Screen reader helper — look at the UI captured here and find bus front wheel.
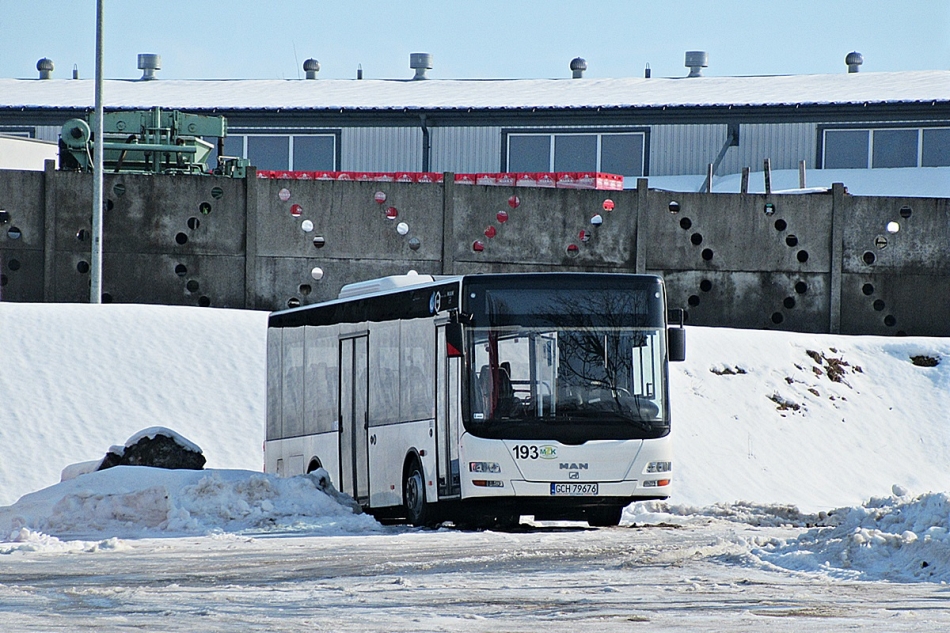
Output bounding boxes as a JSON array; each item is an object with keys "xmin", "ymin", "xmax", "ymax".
[{"xmin": 404, "ymin": 461, "xmax": 432, "ymax": 527}]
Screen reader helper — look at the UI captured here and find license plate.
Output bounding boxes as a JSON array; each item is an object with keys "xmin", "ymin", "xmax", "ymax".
[{"xmin": 550, "ymin": 483, "xmax": 599, "ymax": 496}]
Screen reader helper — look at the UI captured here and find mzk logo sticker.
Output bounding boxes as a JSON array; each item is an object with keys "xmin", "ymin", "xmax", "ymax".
[{"xmin": 539, "ymin": 446, "xmax": 557, "ymax": 459}]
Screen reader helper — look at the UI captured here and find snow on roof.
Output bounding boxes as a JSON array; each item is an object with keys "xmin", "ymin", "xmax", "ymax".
[{"xmin": 1, "ymin": 70, "xmax": 948, "ymax": 111}]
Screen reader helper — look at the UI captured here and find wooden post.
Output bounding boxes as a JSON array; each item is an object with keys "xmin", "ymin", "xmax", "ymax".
[
  {"xmin": 799, "ymin": 160, "xmax": 807, "ymax": 189},
  {"xmin": 763, "ymin": 158, "xmax": 772, "ymax": 195},
  {"xmin": 740, "ymin": 167, "xmax": 750, "ymax": 194}
]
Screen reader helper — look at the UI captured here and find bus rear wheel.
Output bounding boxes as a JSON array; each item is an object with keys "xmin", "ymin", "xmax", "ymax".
[
  {"xmin": 587, "ymin": 506, "xmax": 624, "ymax": 527},
  {"xmin": 404, "ymin": 462, "xmax": 432, "ymax": 527}
]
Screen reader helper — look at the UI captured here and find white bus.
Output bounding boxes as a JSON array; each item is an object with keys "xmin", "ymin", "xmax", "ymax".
[{"xmin": 265, "ymin": 272, "xmax": 685, "ymax": 527}]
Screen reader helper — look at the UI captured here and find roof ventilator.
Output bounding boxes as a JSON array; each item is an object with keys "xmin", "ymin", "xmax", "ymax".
[
  {"xmin": 37, "ymin": 58, "xmax": 54, "ymax": 80},
  {"xmin": 570, "ymin": 57, "xmax": 587, "ymax": 79},
  {"xmin": 303, "ymin": 58, "xmax": 320, "ymax": 79},
  {"xmin": 685, "ymin": 51, "xmax": 708, "ymax": 77},
  {"xmin": 138, "ymin": 54, "xmax": 161, "ymax": 81},
  {"xmin": 410, "ymin": 53, "xmax": 432, "ymax": 80}
]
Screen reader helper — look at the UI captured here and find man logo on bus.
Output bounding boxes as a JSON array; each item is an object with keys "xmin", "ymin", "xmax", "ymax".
[
  {"xmin": 560, "ymin": 463, "xmax": 589, "ymax": 470},
  {"xmin": 429, "ymin": 291, "xmax": 442, "ymax": 315},
  {"xmin": 539, "ymin": 446, "xmax": 557, "ymax": 459}
]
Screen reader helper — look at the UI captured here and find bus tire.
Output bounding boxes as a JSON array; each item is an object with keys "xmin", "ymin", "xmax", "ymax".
[
  {"xmin": 587, "ymin": 506, "xmax": 623, "ymax": 527},
  {"xmin": 404, "ymin": 461, "xmax": 431, "ymax": 527}
]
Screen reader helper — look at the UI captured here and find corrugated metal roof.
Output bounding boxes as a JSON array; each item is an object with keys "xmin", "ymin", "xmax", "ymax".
[{"xmin": 1, "ymin": 71, "xmax": 948, "ymax": 111}]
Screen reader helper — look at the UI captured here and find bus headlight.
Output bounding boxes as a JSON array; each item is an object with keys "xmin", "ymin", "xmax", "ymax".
[
  {"xmin": 646, "ymin": 461, "xmax": 671, "ymax": 474},
  {"xmin": 469, "ymin": 461, "xmax": 501, "ymax": 473}
]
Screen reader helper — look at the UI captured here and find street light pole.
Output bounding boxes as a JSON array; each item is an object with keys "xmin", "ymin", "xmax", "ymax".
[{"xmin": 90, "ymin": 0, "xmax": 104, "ymax": 303}]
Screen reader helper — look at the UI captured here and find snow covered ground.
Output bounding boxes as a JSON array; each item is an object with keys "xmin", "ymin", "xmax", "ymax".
[{"xmin": 2, "ymin": 302, "xmax": 950, "ymax": 630}]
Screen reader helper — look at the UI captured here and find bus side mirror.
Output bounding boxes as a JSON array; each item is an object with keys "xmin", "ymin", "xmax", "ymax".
[
  {"xmin": 668, "ymin": 327, "xmax": 686, "ymax": 362},
  {"xmin": 446, "ymin": 321, "xmax": 464, "ymax": 358}
]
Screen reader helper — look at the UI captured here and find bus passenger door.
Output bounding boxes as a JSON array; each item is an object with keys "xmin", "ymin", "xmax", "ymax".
[
  {"xmin": 339, "ymin": 335, "xmax": 370, "ymax": 504},
  {"xmin": 436, "ymin": 326, "xmax": 461, "ymax": 498}
]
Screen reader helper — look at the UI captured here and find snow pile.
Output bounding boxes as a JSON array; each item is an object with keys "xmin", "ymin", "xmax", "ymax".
[
  {"xmin": 0, "ymin": 303, "xmax": 268, "ymax": 507},
  {"xmin": 0, "ymin": 466, "xmax": 381, "ymax": 545},
  {"xmin": 748, "ymin": 491, "xmax": 950, "ymax": 582}
]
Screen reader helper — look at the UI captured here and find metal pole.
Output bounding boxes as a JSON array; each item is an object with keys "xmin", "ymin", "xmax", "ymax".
[{"xmin": 90, "ymin": 0, "xmax": 104, "ymax": 303}]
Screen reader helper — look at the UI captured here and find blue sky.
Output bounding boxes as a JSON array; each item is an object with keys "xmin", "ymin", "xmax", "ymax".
[{"xmin": 1, "ymin": 1, "xmax": 947, "ymax": 81}]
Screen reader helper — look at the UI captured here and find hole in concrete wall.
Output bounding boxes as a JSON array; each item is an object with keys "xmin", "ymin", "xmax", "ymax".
[
  {"xmin": 699, "ymin": 279, "xmax": 712, "ymax": 292},
  {"xmin": 211, "ymin": 186, "xmax": 224, "ymax": 200},
  {"xmin": 187, "ymin": 217, "xmax": 200, "ymax": 230},
  {"xmin": 278, "ymin": 188, "xmax": 291, "ymax": 202},
  {"xmin": 764, "ymin": 203, "xmax": 776, "ymax": 216},
  {"xmin": 409, "ymin": 237, "xmax": 421, "ymax": 250},
  {"xmin": 785, "ymin": 235, "xmax": 798, "ymax": 247},
  {"xmin": 76, "ymin": 229, "xmax": 88, "ymax": 241},
  {"xmin": 579, "ymin": 230, "xmax": 591, "ymax": 242},
  {"xmin": 76, "ymin": 261, "xmax": 89, "ymax": 274},
  {"xmin": 602, "ymin": 199, "xmax": 615, "ymax": 211},
  {"xmin": 186, "ymin": 280, "xmax": 199, "ymax": 293},
  {"xmin": 175, "ymin": 264, "xmax": 187, "ymax": 277},
  {"xmin": 497, "ymin": 210, "xmax": 509, "ymax": 223},
  {"xmin": 102, "ymin": 293, "xmax": 113, "ymax": 303},
  {"xmin": 701, "ymin": 248, "xmax": 714, "ymax": 261},
  {"xmin": 311, "ymin": 267, "xmax": 325, "ymax": 280},
  {"xmin": 668, "ymin": 201, "xmax": 680, "ymax": 213},
  {"xmin": 508, "ymin": 195, "xmax": 521, "ymax": 209},
  {"xmin": 484, "ymin": 225, "xmax": 496, "ymax": 239},
  {"xmin": 299, "ymin": 284, "xmax": 312, "ymax": 296},
  {"xmin": 386, "ymin": 207, "xmax": 398, "ymax": 220},
  {"xmin": 113, "ymin": 183, "xmax": 126, "ymax": 196},
  {"xmin": 690, "ymin": 233, "xmax": 703, "ymax": 245},
  {"xmin": 862, "ymin": 283, "xmax": 875, "ymax": 295},
  {"xmin": 198, "ymin": 296, "xmax": 211, "ymax": 307},
  {"xmin": 8, "ymin": 226, "xmax": 21, "ymax": 240},
  {"xmin": 175, "ymin": 232, "xmax": 188, "ymax": 245},
  {"xmin": 679, "ymin": 218, "xmax": 692, "ymax": 230},
  {"xmin": 783, "ymin": 297, "xmax": 796, "ymax": 309},
  {"xmin": 886, "ymin": 221, "xmax": 900, "ymax": 234},
  {"xmin": 301, "ymin": 220, "xmax": 314, "ymax": 232},
  {"xmin": 884, "ymin": 315, "xmax": 897, "ymax": 327},
  {"xmin": 290, "ymin": 204, "xmax": 303, "ymax": 218},
  {"xmin": 313, "ymin": 235, "xmax": 326, "ymax": 248},
  {"xmin": 774, "ymin": 219, "xmax": 787, "ymax": 231},
  {"xmin": 8, "ymin": 259, "xmax": 21, "ymax": 271},
  {"xmin": 374, "ymin": 191, "xmax": 387, "ymax": 204},
  {"xmin": 873, "ymin": 299, "xmax": 886, "ymax": 311},
  {"xmin": 199, "ymin": 202, "xmax": 212, "ymax": 215},
  {"xmin": 566, "ymin": 244, "xmax": 580, "ymax": 257},
  {"xmin": 0, "ymin": 211, "xmax": 9, "ymax": 224},
  {"xmin": 771, "ymin": 312, "xmax": 784, "ymax": 324},
  {"xmin": 795, "ymin": 281, "xmax": 808, "ymax": 294},
  {"xmin": 105, "ymin": 199, "xmax": 114, "ymax": 211},
  {"xmin": 863, "ymin": 251, "xmax": 876, "ymax": 265},
  {"xmin": 472, "ymin": 240, "xmax": 485, "ymax": 252},
  {"xmin": 397, "ymin": 222, "xmax": 410, "ymax": 236},
  {"xmin": 875, "ymin": 236, "xmax": 888, "ymax": 249},
  {"xmin": 899, "ymin": 205, "xmax": 912, "ymax": 219},
  {"xmin": 590, "ymin": 214, "xmax": 603, "ymax": 226},
  {"xmin": 287, "ymin": 297, "xmax": 301, "ymax": 308},
  {"xmin": 797, "ymin": 250, "xmax": 809, "ymax": 263},
  {"xmin": 687, "ymin": 295, "xmax": 700, "ymax": 307}
]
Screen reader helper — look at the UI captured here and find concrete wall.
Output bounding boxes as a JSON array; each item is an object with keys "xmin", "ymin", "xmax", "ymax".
[{"xmin": 1, "ymin": 164, "xmax": 948, "ymax": 336}]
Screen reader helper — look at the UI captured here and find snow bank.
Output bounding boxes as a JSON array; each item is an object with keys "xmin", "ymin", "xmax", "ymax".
[
  {"xmin": 0, "ymin": 303, "xmax": 268, "ymax": 506},
  {"xmin": 0, "ymin": 466, "xmax": 381, "ymax": 547}
]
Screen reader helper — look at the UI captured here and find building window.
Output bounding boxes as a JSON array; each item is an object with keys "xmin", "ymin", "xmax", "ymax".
[
  {"xmin": 211, "ymin": 131, "xmax": 339, "ymax": 171},
  {"xmin": 505, "ymin": 131, "xmax": 646, "ymax": 177},
  {"xmin": 822, "ymin": 126, "xmax": 950, "ymax": 169}
]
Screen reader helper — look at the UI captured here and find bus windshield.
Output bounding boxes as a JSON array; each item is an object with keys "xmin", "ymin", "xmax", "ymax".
[{"xmin": 463, "ymin": 280, "xmax": 670, "ymax": 442}]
